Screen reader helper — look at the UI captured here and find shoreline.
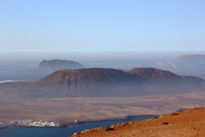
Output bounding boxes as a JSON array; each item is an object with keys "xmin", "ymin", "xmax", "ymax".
[
  {"xmin": 0, "ymin": 120, "xmax": 60, "ymax": 129},
  {"xmin": 75, "ymin": 114, "xmax": 159, "ymax": 125},
  {"xmin": 0, "ymin": 115, "xmax": 159, "ymax": 129}
]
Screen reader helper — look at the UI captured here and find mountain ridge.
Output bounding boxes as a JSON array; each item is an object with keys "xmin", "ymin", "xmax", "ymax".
[
  {"xmin": 126, "ymin": 67, "xmax": 204, "ymax": 84},
  {"xmin": 25, "ymin": 67, "xmax": 205, "ymax": 97}
]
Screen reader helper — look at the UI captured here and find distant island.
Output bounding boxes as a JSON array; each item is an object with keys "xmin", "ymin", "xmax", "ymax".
[
  {"xmin": 0, "ymin": 67, "xmax": 205, "ymax": 97},
  {"xmin": 39, "ymin": 59, "xmax": 84, "ymax": 71},
  {"xmin": 28, "ymin": 67, "xmax": 205, "ymax": 97},
  {"xmin": 179, "ymin": 54, "xmax": 205, "ymax": 61},
  {"xmin": 0, "ymin": 59, "xmax": 84, "ymax": 81}
]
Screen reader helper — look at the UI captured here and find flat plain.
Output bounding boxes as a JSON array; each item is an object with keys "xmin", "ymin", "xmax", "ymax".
[{"xmin": 1, "ymin": 91, "xmax": 205, "ymax": 125}]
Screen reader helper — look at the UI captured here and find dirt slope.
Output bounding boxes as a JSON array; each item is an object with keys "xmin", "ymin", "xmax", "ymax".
[{"xmin": 71, "ymin": 107, "xmax": 205, "ymax": 137}]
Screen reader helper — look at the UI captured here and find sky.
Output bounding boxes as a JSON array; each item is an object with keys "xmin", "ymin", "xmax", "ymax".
[{"xmin": 0, "ymin": 0, "xmax": 205, "ymax": 52}]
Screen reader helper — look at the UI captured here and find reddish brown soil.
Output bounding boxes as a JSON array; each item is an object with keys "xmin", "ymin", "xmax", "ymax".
[{"xmin": 71, "ymin": 107, "xmax": 205, "ymax": 137}]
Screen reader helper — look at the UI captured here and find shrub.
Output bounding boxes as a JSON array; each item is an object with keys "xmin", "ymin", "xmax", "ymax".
[
  {"xmin": 105, "ymin": 127, "xmax": 115, "ymax": 131},
  {"xmin": 162, "ymin": 122, "xmax": 169, "ymax": 125}
]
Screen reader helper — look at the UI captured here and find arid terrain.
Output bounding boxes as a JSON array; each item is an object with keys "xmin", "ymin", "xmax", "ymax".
[
  {"xmin": 71, "ymin": 107, "xmax": 205, "ymax": 137},
  {"xmin": 1, "ymin": 0, "xmax": 205, "ymax": 136},
  {"xmin": 1, "ymin": 92, "xmax": 205, "ymax": 126},
  {"xmin": 0, "ymin": 65, "xmax": 205, "ymax": 135},
  {"xmin": 0, "ymin": 67, "xmax": 205, "ymax": 126}
]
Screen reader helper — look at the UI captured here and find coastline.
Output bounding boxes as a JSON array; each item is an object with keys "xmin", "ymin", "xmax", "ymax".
[
  {"xmin": 69, "ymin": 108, "xmax": 205, "ymax": 137},
  {"xmin": 0, "ymin": 115, "xmax": 158, "ymax": 129},
  {"xmin": 75, "ymin": 115, "xmax": 159, "ymax": 125},
  {"xmin": 0, "ymin": 120, "xmax": 60, "ymax": 129}
]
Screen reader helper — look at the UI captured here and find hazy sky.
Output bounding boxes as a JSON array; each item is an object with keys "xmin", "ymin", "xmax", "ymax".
[{"xmin": 0, "ymin": 0, "xmax": 205, "ymax": 52}]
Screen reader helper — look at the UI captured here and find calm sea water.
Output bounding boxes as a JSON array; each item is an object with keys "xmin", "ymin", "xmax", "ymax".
[{"xmin": 0, "ymin": 115, "xmax": 157, "ymax": 137}]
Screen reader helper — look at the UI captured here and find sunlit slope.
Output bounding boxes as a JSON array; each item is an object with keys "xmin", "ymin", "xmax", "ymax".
[{"xmin": 71, "ymin": 107, "xmax": 205, "ymax": 137}]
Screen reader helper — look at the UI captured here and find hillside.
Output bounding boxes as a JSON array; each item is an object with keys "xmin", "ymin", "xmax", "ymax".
[
  {"xmin": 27, "ymin": 68, "xmax": 205, "ymax": 97},
  {"xmin": 34, "ymin": 68, "xmax": 146, "ymax": 87},
  {"xmin": 126, "ymin": 67, "xmax": 204, "ymax": 85},
  {"xmin": 30, "ymin": 68, "xmax": 148, "ymax": 97},
  {"xmin": 71, "ymin": 107, "xmax": 205, "ymax": 137}
]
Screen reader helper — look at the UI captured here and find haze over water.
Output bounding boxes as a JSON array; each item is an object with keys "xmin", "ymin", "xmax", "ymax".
[{"xmin": 1, "ymin": 1, "xmax": 205, "ymax": 137}]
